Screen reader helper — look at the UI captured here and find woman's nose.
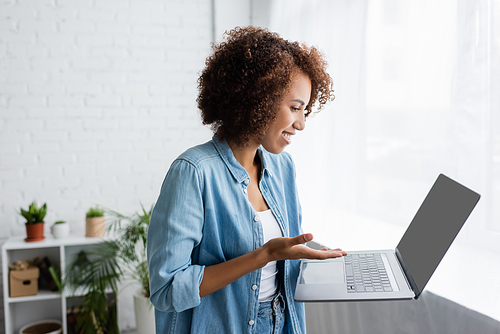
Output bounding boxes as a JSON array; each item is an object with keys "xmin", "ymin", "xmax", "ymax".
[{"xmin": 294, "ymin": 113, "xmax": 306, "ymax": 131}]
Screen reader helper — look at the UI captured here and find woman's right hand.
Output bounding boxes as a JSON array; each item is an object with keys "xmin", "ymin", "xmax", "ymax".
[{"xmin": 262, "ymin": 233, "xmax": 346, "ymax": 262}]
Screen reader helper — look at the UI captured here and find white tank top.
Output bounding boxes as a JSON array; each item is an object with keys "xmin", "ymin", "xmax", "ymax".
[{"xmin": 258, "ymin": 209, "xmax": 283, "ymax": 302}]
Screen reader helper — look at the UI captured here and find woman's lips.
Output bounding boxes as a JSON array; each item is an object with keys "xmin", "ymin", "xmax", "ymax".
[{"xmin": 283, "ymin": 132, "xmax": 292, "ymax": 144}]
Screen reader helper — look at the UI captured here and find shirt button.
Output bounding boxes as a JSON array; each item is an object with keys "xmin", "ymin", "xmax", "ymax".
[
  {"xmin": 248, "ymin": 320, "xmax": 255, "ymax": 326},
  {"xmin": 244, "ymin": 179, "xmax": 250, "ymax": 185},
  {"xmin": 254, "ymin": 216, "xmax": 260, "ymax": 222},
  {"xmin": 252, "ymin": 285, "xmax": 257, "ymax": 290},
  {"xmin": 243, "ymin": 188, "xmax": 248, "ymax": 194}
]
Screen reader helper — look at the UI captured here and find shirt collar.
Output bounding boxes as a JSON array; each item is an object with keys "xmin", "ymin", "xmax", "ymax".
[
  {"xmin": 256, "ymin": 147, "xmax": 274, "ymax": 179},
  {"xmin": 211, "ymin": 136, "xmax": 274, "ymax": 183}
]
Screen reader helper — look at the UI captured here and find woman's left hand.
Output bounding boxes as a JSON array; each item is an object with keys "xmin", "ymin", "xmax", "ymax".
[{"xmin": 263, "ymin": 233, "xmax": 346, "ymax": 262}]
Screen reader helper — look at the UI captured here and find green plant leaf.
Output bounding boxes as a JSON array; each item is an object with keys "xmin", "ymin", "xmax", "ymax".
[
  {"xmin": 104, "ymin": 203, "xmax": 153, "ymax": 298},
  {"xmin": 20, "ymin": 201, "xmax": 47, "ymax": 224},
  {"xmin": 48, "ymin": 266, "xmax": 62, "ymax": 292},
  {"xmin": 86, "ymin": 206, "xmax": 105, "ymax": 218},
  {"xmin": 65, "ymin": 202, "xmax": 154, "ymax": 333}
]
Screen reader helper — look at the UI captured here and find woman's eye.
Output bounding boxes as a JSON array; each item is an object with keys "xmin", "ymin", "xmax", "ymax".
[{"xmin": 291, "ymin": 106, "xmax": 300, "ymax": 112}]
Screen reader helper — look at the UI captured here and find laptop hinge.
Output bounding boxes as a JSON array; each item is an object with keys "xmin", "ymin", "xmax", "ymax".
[{"xmin": 395, "ymin": 247, "xmax": 421, "ymax": 299}]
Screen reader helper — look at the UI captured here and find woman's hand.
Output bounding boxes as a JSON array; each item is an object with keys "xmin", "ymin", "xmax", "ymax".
[
  {"xmin": 263, "ymin": 233, "xmax": 346, "ymax": 262},
  {"xmin": 200, "ymin": 233, "xmax": 345, "ymax": 298}
]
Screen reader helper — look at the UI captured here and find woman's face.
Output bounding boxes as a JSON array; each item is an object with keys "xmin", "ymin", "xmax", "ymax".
[{"xmin": 261, "ymin": 72, "xmax": 312, "ymax": 154}]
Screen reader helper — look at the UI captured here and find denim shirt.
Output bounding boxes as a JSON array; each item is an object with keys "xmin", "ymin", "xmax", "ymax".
[{"xmin": 147, "ymin": 137, "xmax": 306, "ymax": 334}]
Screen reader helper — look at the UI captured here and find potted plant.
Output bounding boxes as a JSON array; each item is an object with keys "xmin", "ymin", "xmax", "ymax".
[
  {"xmin": 64, "ymin": 204, "xmax": 154, "ymax": 334},
  {"xmin": 51, "ymin": 220, "xmax": 70, "ymax": 239},
  {"xmin": 86, "ymin": 206, "xmax": 105, "ymax": 237},
  {"xmin": 106, "ymin": 204, "xmax": 154, "ymax": 334},
  {"xmin": 20, "ymin": 202, "xmax": 47, "ymax": 242}
]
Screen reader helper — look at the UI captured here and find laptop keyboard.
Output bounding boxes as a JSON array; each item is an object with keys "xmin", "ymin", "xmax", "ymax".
[{"xmin": 345, "ymin": 253, "xmax": 394, "ymax": 293}]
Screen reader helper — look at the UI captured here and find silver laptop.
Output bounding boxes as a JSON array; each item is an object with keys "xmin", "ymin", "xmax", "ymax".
[{"xmin": 295, "ymin": 174, "xmax": 480, "ymax": 302}]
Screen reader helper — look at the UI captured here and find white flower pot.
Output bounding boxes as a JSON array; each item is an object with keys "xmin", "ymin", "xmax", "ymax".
[
  {"xmin": 133, "ymin": 288, "xmax": 155, "ymax": 334},
  {"xmin": 51, "ymin": 223, "xmax": 69, "ymax": 239}
]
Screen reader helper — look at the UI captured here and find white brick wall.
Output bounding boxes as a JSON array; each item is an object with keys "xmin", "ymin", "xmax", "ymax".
[
  {"xmin": 0, "ymin": 0, "xmax": 214, "ymax": 230},
  {"xmin": 0, "ymin": 0, "xmax": 215, "ymax": 331}
]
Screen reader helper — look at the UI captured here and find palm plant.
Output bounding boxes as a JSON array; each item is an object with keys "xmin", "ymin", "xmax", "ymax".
[
  {"xmin": 64, "ymin": 241, "xmax": 122, "ymax": 334},
  {"xmin": 64, "ymin": 203, "xmax": 153, "ymax": 334},
  {"xmin": 106, "ymin": 203, "xmax": 152, "ymax": 298}
]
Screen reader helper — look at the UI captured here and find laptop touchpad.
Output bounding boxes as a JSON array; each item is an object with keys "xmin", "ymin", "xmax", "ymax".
[{"xmin": 300, "ymin": 260, "xmax": 345, "ymax": 285}]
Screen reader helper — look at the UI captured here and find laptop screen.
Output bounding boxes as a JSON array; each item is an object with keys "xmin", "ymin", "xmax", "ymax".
[{"xmin": 396, "ymin": 174, "xmax": 480, "ymax": 295}]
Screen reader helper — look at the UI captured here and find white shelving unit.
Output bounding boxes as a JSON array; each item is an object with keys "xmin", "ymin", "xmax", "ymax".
[{"xmin": 2, "ymin": 235, "xmax": 104, "ymax": 334}]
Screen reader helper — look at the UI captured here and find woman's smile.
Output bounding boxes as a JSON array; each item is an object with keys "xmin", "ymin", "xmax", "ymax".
[{"xmin": 282, "ymin": 132, "xmax": 293, "ymax": 144}]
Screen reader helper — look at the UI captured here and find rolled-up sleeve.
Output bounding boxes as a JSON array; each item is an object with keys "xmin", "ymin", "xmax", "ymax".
[{"xmin": 147, "ymin": 159, "xmax": 205, "ymax": 313}]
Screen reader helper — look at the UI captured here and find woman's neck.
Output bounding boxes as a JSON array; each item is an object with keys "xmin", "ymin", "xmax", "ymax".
[
  {"xmin": 228, "ymin": 139, "xmax": 269, "ymax": 212},
  {"xmin": 227, "ymin": 140, "xmax": 260, "ymax": 173}
]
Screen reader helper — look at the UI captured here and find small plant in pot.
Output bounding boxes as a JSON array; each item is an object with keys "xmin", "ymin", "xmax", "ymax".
[
  {"xmin": 86, "ymin": 206, "xmax": 105, "ymax": 237},
  {"xmin": 20, "ymin": 202, "xmax": 47, "ymax": 242},
  {"xmin": 51, "ymin": 220, "xmax": 70, "ymax": 239}
]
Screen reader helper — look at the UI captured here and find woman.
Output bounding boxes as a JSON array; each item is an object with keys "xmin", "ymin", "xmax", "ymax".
[{"xmin": 147, "ymin": 26, "xmax": 346, "ymax": 334}]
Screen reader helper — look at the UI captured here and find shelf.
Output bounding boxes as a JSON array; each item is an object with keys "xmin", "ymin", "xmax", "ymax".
[
  {"xmin": 3, "ymin": 235, "xmax": 106, "ymax": 250},
  {"xmin": 2, "ymin": 235, "xmax": 105, "ymax": 334},
  {"xmin": 6, "ymin": 290, "xmax": 61, "ymax": 303}
]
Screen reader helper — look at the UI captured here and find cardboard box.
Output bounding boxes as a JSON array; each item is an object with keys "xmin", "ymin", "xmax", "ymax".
[{"xmin": 9, "ymin": 266, "xmax": 39, "ymax": 298}]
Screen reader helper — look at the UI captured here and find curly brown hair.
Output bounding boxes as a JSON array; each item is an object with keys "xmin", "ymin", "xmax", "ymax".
[{"xmin": 197, "ymin": 26, "xmax": 334, "ymax": 147}]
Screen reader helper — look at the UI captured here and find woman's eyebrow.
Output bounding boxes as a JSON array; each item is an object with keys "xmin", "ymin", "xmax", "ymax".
[{"xmin": 289, "ymin": 99, "xmax": 306, "ymax": 105}]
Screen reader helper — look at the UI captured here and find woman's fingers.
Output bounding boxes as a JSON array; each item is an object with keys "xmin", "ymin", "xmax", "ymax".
[
  {"xmin": 324, "ymin": 248, "xmax": 347, "ymax": 256},
  {"xmin": 292, "ymin": 234, "xmax": 347, "ymax": 257},
  {"xmin": 289, "ymin": 233, "xmax": 313, "ymax": 245},
  {"xmin": 265, "ymin": 234, "xmax": 347, "ymax": 261},
  {"xmin": 302, "ymin": 246, "xmax": 346, "ymax": 259}
]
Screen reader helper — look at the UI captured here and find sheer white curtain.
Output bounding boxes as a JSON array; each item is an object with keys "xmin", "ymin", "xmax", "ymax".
[
  {"xmin": 269, "ymin": 0, "xmax": 500, "ymax": 253},
  {"xmin": 269, "ymin": 0, "xmax": 372, "ymax": 249}
]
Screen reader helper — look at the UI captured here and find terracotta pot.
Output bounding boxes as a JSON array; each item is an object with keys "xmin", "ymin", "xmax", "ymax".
[
  {"xmin": 25, "ymin": 222, "xmax": 45, "ymax": 242},
  {"xmin": 85, "ymin": 217, "xmax": 105, "ymax": 237}
]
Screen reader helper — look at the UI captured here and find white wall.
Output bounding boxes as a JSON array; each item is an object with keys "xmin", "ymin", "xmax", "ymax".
[
  {"xmin": 0, "ymin": 0, "xmax": 215, "ymax": 331},
  {"xmin": 213, "ymin": 0, "xmax": 271, "ymax": 41},
  {"xmin": 0, "ymin": 0, "xmax": 213, "ymax": 238},
  {"xmin": 0, "ymin": 0, "xmax": 271, "ymax": 332},
  {"xmin": 213, "ymin": 0, "xmax": 251, "ymax": 41}
]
